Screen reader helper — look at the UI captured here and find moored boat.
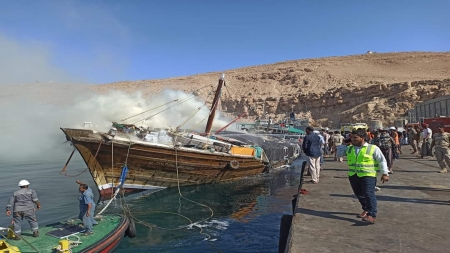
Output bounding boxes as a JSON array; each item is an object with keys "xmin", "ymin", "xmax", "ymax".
[
  {"xmin": 60, "ymin": 75, "xmax": 302, "ymax": 197},
  {"xmin": 0, "ymin": 214, "xmax": 133, "ymax": 253}
]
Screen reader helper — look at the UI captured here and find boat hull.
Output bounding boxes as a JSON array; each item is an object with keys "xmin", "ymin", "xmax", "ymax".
[
  {"xmin": 81, "ymin": 215, "xmax": 130, "ymax": 253},
  {"xmin": 61, "ymin": 128, "xmax": 267, "ymax": 196}
]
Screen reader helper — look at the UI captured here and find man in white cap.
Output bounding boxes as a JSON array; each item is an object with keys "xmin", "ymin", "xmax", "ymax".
[{"xmin": 5, "ymin": 180, "xmax": 41, "ymax": 239}]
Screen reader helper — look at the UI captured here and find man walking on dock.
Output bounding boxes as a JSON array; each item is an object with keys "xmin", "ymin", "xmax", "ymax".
[
  {"xmin": 303, "ymin": 126, "xmax": 322, "ymax": 183},
  {"xmin": 430, "ymin": 126, "xmax": 450, "ymax": 173},
  {"xmin": 6, "ymin": 180, "xmax": 41, "ymax": 239},
  {"xmin": 345, "ymin": 129, "xmax": 389, "ymax": 224}
]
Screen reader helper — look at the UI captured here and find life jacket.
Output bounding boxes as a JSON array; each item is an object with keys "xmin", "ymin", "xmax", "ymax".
[{"xmin": 346, "ymin": 144, "xmax": 379, "ymax": 177}]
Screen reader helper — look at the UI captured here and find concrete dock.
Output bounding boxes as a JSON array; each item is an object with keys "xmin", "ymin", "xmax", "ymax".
[{"xmin": 286, "ymin": 149, "xmax": 450, "ymax": 253}]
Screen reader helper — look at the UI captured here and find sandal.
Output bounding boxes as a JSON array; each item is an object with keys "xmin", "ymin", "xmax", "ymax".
[
  {"xmin": 81, "ymin": 232, "xmax": 93, "ymax": 236},
  {"xmin": 299, "ymin": 189, "xmax": 309, "ymax": 194}
]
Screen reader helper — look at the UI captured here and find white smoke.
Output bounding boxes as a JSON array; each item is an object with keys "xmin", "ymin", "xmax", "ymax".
[
  {"xmin": 69, "ymin": 89, "xmax": 231, "ymax": 131},
  {"xmin": 0, "ymin": 85, "xmax": 231, "ymax": 161}
]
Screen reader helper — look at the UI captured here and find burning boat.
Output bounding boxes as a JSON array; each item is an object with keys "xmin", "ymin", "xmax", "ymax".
[{"xmin": 61, "ymin": 74, "xmax": 300, "ymax": 197}]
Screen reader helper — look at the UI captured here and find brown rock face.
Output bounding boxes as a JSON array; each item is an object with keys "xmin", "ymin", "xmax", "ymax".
[{"xmin": 93, "ymin": 52, "xmax": 450, "ymax": 127}]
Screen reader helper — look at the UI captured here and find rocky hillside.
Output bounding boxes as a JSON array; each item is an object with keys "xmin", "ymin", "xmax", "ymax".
[{"xmin": 93, "ymin": 52, "xmax": 450, "ymax": 128}]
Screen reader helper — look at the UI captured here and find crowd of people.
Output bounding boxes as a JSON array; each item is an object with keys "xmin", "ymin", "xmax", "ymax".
[
  {"xmin": 301, "ymin": 123, "xmax": 450, "ymax": 224},
  {"xmin": 301, "ymin": 123, "xmax": 449, "ymax": 175}
]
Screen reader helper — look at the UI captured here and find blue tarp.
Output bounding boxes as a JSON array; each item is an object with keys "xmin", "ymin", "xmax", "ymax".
[{"xmin": 118, "ymin": 165, "xmax": 129, "ymax": 188}]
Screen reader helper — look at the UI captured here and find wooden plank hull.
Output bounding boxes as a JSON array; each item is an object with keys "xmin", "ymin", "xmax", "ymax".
[{"xmin": 61, "ymin": 128, "xmax": 267, "ymax": 196}]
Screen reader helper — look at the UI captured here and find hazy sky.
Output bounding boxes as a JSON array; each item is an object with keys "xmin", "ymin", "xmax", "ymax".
[{"xmin": 0, "ymin": 0, "xmax": 449, "ymax": 84}]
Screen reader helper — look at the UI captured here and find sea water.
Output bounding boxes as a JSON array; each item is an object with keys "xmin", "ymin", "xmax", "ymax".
[{"xmin": 0, "ymin": 153, "xmax": 304, "ymax": 253}]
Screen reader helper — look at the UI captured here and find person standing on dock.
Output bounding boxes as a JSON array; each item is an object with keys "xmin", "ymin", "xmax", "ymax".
[
  {"xmin": 420, "ymin": 123, "xmax": 433, "ymax": 158},
  {"xmin": 430, "ymin": 126, "xmax": 450, "ymax": 173},
  {"xmin": 374, "ymin": 129, "xmax": 395, "ymax": 174},
  {"xmin": 76, "ymin": 180, "xmax": 97, "ymax": 235},
  {"xmin": 332, "ymin": 131, "xmax": 344, "ymax": 162},
  {"xmin": 408, "ymin": 126, "xmax": 418, "ymax": 154},
  {"xmin": 389, "ymin": 127, "xmax": 401, "ymax": 158},
  {"xmin": 321, "ymin": 129, "xmax": 330, "ymax": 156},
  {"xmin": 345, "ymin": 129, "xmax": 389, "ymax": 224},
  {"xmin": 6, "ymin": 180, "xmax": 40, "ymax": 239},
  {"xmin": 302, "ymin": 126, "xmax": 322, "ymax": 183}
]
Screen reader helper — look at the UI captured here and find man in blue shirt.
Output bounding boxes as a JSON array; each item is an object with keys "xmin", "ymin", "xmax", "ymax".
[
  {"xmin": 76, "ymin": 180, "xmax": 97, "ymax": 235},
  {"xmin": 314, "ymin": 130, "xmax": 326, "ymax": 165},
  {"xmin": 302, "ymin": 126, "xmax": 323, "ymax": 183}
]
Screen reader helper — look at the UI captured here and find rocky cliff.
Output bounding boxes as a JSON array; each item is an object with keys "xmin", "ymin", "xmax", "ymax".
[{"xmin": 93, "ymin": 52, "xmax": 450, "ymax": 127}]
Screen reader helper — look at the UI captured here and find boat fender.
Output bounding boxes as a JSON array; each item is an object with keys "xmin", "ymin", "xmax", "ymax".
[
  {"xmin": 125, "ymin": 219, "xmax": 136, "ymax": 238},
  {"xmin": 229, "ymin": 160, "xmax": 240, "ymax": 170}
]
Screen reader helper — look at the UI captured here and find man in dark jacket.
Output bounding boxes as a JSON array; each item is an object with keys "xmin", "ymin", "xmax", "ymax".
[{"xmin": 302, "ymin": 126, "xmax": 323, "ymax": 183}]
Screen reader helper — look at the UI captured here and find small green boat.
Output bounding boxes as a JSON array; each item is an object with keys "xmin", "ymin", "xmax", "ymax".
[{"xmin": 0, "ymin": 214, "xmax": 134, "ymax": 253}]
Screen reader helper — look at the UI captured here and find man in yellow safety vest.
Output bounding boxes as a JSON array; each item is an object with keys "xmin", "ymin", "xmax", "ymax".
[{"xmin": 346, "ymin": 129, "xmax": 390, "ymax": 224}]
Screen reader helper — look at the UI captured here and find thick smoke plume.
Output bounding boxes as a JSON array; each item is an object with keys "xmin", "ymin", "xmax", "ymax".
[{"xmin": 0, "ymin": 85, "xmax": 231, "ymax": 161}]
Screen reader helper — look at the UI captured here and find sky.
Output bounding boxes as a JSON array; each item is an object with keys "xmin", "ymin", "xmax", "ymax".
[{"xmin": 0, "ymin": 0, "xmax": 449, "ymax": 85}]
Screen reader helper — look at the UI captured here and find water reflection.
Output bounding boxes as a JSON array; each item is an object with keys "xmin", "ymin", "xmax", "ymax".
[{"xmin": 111, "ymin": 160, "xmax": 303, "ymax": 253}]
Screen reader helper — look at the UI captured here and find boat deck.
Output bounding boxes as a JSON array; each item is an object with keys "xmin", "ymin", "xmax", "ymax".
[{"xmin": 4, "ymin": 215, "xmax": 122, "ymax": 253}]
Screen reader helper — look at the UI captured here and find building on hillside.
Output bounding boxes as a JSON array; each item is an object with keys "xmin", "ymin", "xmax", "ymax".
[{"xmin": 410, "ymin": 94, "xmax": 450, "ymax": 122}]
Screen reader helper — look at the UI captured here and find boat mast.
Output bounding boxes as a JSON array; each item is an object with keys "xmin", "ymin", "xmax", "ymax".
[{"xmin": 204, "ymin": 74, "xmax": 225, "ymax": 135}]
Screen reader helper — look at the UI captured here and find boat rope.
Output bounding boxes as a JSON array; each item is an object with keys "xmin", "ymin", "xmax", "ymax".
[
  {"xmin": 224, "ymin": 82, "xmax": 236, "ymax": 99},
  {"xmin": 0, "ymin": 227, "xmax": 40, "ymax": 252},
  {"xmin": 54, "ymin": 235, "xmax": 82, "ymax": 253},
  {"xmin": 119, "ymin": 194, "xmax": 195, "ymax": 231},
  {"xmin": 60, "ymin": 142, "xmax": 102, "ymax": 178},
  {"xmin": 124, "ymin": 139, "xmax": 132, "ymax": 165},
  {"xmin": 131, "ymin": 96, "xmax": 195, "ymax": 125},
  {"xmin": 97, "ymin": 140, "xmax": 132, "ymax": 216},
  {"xmin": 111, "ymin": 140, "xmax": 114, "ymax": 200},
  {"xmin": 175, "ymin": 90, "xmax": 214, "ymax": 130},
  {"xmin": 98, "ymin": 138, "xmax": 214, "ymax": 240},
  {"xmin": 119, "ymin": 99, "xmax": 179, "ymax": 122},
  {"xmin": 174, "ymin": 147, "xmax": 213, "ymax": 239},
  {"xmin": 97, "ymin": 187, "xmax": 121, "ymax": 216},
  {"xmin": 133, "ymin": 85, "xmax": 213, "ymax": 125},
  {"xmin": 122, "ymin": 84, "xmax": 211, "ymax": 124}
]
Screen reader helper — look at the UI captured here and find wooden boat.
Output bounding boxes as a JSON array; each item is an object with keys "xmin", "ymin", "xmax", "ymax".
[
  {"xmin": 60, "ymin": 75, "xmax": 296, "ymax": 197},
  {"xmin": 0, "ymin": 214, "xmax": 133, "ymax": 253}
]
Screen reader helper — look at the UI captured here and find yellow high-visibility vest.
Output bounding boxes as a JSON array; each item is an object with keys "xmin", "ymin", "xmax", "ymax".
[{"xmin": 346, "ymin": 144, "xmax": 379, "ymax": 177}]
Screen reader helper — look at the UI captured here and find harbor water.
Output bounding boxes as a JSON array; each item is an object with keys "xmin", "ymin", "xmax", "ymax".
[{"xmin": 0, "ymin": 152, "xmax": 304, "ymax": 253}]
